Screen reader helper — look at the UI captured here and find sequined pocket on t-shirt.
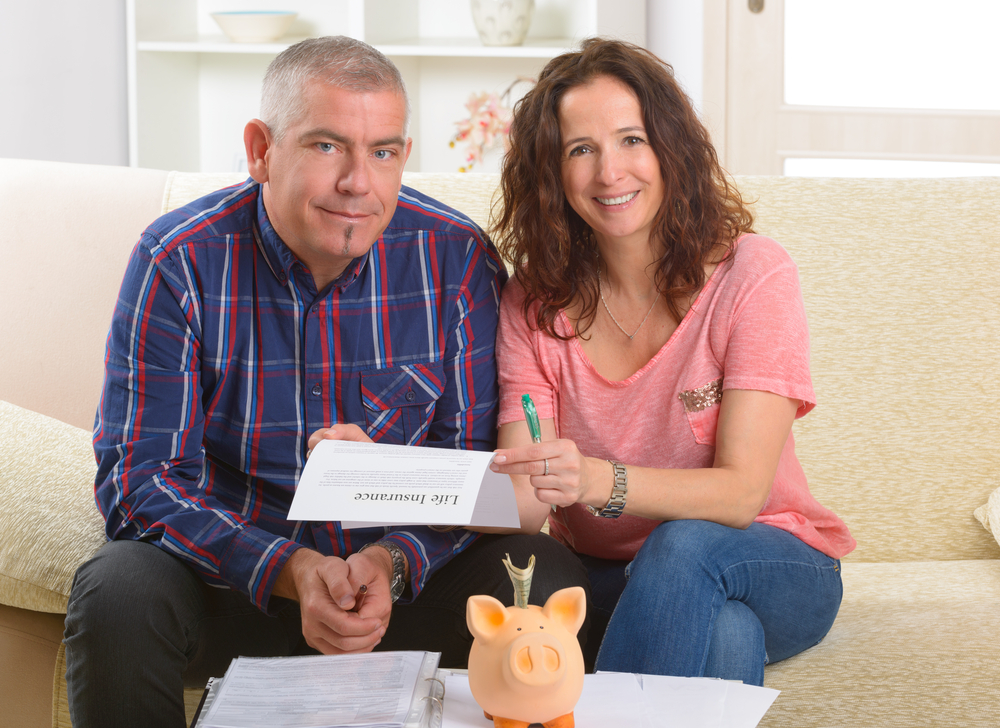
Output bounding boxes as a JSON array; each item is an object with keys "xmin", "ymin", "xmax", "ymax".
[{"xmin": 679, "ymin": 377, "xmax": 723, "ymax": 445}]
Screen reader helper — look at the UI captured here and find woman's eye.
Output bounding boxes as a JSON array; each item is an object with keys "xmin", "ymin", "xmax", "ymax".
[
  {"xmin": 624, "ymin": 136, "xmax": 645, "ymax": 146},
  {"xmin": 568, "ymin": 145, "xmax": 589, "ymax": 157}
]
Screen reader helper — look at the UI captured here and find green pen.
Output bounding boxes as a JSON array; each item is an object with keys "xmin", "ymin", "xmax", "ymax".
[
  {"xmin": 521, "ymin": 393, "xmax": 556, "ymax": 511},
  {"xmin": 521, "ymin": 394, "xmax": 542, "ymax": 443}
]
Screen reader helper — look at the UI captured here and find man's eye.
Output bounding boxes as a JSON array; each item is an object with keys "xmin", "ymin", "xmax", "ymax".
[
  {"xmin": 373, "ymin": 149, "xmax": 394, "ymax": 160},
  {"xmin": 318, "ymin": 143, "xmax": 334, "ymax": 153}
]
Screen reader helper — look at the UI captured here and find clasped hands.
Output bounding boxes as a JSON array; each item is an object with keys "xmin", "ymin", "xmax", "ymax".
[
  {"xmin": 277, "ymin": 424, "xmax": 395, "ymax": 655},
  {"xmin": 275, "ymin": 546, "xmax": 394, "ymax": 655}
]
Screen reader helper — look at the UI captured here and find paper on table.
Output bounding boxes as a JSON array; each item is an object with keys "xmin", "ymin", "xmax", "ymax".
[
  {"xmin": 635, "ymin": 674, "xmax": 728, "ymax": 728},
  {"xmin": 288, "ymin": 440, "xmax": 519, "ymax": 529},
  {"xmin": 200, "ymin": 652, "xmax": 426, "ymax": 728},
  {"xmin": 719, "ymin": 682, "xmax": 780, "ymax": 728},
  {"xmin": 442, "ymin": 671, "xmax": 777, "ymax": 728},
  {"xmin": 442, "ymin": 673, "xmax": 655, "ymax": 728}
]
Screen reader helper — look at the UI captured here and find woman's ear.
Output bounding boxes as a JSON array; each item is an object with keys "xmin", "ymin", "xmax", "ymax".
[{"xmin": 244, "ymin": 119, "xmax": 272, "ymax": 182}]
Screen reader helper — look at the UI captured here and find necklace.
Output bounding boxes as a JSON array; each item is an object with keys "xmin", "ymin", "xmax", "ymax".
[{"xmin": 599, "ymin": 270, "xmax": 660, "ymax": 340}]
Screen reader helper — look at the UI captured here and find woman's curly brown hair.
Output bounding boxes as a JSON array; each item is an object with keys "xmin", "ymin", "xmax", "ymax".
[{"xmin": 493, "ymin": 38, "xmax": 754, "ymax": 339}]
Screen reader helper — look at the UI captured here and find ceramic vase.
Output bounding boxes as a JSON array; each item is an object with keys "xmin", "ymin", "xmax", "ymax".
[{"xmin": 471, "ymin": 0, "xmax": 535, "ymax": 47}]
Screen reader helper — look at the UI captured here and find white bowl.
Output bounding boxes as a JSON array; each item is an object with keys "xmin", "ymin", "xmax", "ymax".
[{"xmin": 211, "ymin": 11, "xmax": 297, "ymax": 43}]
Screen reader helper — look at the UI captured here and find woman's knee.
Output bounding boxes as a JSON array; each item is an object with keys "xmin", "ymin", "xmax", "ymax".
[{"xmin": 630, "ymin": 520, "xmax": 733, "ymax": 575}]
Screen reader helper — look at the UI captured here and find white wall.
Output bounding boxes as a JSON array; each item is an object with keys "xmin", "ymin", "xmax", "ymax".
[
  {"xmin": 0, "ymin": 0, "xmax": 128, "ymax": 166},
  {"xmin": 646, "ymin": 0, "xmax": 705, "ymax": 114}
]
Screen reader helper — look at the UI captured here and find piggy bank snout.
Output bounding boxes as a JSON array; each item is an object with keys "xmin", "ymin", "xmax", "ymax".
[{"xmin": 504, "ymin": 632, "xmax": 566, "ymax": 687}]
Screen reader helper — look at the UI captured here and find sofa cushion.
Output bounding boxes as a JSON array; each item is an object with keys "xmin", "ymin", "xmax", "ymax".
[
  {"xmin": 761, "ymin": 559, "xmax": 1000, "ymax": 727},
  {"xmin": 0, "ymin": 401, "xmax": 105, "ymax": 613}
]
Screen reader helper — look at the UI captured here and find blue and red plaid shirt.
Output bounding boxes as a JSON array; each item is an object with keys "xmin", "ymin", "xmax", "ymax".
[{"xmin": 94, "ymin": 179, "xmax": 507, "ymax": 612}]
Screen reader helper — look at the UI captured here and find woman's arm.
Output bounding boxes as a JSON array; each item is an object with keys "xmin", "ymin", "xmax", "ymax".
[{"xmin": 490, "ymin": 389, "xmax": 799, "ymax": 530}]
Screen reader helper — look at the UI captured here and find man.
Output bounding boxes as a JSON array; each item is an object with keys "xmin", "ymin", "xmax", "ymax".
[{"xmin": 64, "ymin": 36, "xmax": 586, "ymax": 728}]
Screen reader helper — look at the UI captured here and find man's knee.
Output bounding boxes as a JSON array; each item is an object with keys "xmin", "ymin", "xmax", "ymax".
[{"xmin": 65, "ymin": 540, "xmax": 204, "ymax": 644}]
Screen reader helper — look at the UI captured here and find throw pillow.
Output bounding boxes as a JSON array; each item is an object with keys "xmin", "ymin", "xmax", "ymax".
[
  {"xmin": 0, "ymin": 401, "xmax": 105, "ymax": 613},
  {"xmin": 974, "ymin": 487, "xmax": 1000, "ymax": 549}
]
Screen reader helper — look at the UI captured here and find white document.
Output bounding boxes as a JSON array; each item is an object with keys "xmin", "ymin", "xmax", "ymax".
[
  {"xmin": 442, "ymin": 673, "xmax": 654, "ymax": 728},
  {"xmin": 200, "ymin": 652, "xmax": 426, "ymax": 728},
  {"xmin": 719, "ymin": 682, "xmax": 780, "ymax": 728},
  {"xmin": 635, "ymin": 674, "xmax": 728, "ymax": 728},
  {"xmin": 287, "ymin": 440, "xmax": 520, "ymax": 529},
  {"xmin": 441, "ymin": 672, "xmax": 778, "ymax": 728}
]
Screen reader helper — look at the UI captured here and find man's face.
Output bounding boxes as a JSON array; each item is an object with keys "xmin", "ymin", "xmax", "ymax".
[{"xmin": 257, "ymin": 81, "xmax": 411, "ymax": 287}]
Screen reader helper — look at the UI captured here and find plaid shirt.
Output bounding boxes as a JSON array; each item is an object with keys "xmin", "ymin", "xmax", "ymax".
[{"xmin": 94, "ymin": 179, "xmax": 507, "ymax": 612}]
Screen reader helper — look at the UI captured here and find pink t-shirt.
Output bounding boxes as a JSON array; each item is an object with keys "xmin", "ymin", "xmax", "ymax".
[{"xmin": 496, "ymin": 234, "xmax": 856, "ymax": 561}]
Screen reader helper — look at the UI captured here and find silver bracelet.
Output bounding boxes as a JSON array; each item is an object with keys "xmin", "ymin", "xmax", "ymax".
[{"xmin": 585, "ymin": 460, "xmax": 628, "ymax": 518}]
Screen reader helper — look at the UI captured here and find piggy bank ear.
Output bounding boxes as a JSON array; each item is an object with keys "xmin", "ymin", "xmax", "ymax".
[
  {"xmin": 467, "ymin": 594, "xmax": 510, "ymax": 644},
  {"xmin": 542, "ymin": 586, "xmax": 587, "ymax": 636}
]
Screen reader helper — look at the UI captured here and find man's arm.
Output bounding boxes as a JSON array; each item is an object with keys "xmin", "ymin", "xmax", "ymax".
[{"xmin": 95, "ymin": 231, "xmax": 298, "ymax": 613}]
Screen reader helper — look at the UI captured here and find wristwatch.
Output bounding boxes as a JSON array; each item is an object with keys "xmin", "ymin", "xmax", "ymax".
[
  {"xmin": 360, "ymin": 540, "xmax": 407, "ymax": 603},
  {"xmin": 586, "ymin": 460, "xmax": 628, "ymax": 518}
]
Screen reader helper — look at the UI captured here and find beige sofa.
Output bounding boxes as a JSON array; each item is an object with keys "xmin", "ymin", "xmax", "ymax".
[{"xmin": 2, "ymin": 157, "xmax": 999, "ymax": 728}]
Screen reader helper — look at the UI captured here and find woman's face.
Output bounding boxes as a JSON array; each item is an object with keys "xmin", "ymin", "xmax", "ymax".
[{"xmin": 558, "ymin": 75, "xmax": 665, "ymax": 249}]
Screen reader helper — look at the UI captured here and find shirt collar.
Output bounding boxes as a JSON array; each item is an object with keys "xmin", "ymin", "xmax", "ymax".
[{"xmin": 254, "ymin": 184, "xmax": 369, "ymax": 292}]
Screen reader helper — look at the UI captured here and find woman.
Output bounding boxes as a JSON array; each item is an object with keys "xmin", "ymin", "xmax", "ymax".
[{"xmin": 488, "ymin": 38, "xmax": 855, "ymax": 685}]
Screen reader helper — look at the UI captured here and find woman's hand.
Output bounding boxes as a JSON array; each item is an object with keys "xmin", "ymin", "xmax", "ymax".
[{"xmin": 491, "ymin": 437, "xmax": 607, "ymax": 509}]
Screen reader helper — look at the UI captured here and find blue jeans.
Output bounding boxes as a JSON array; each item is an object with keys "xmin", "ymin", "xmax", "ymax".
[{"xmin": 585, "ymin": 520, "xmax": 843, "ymax": 686}]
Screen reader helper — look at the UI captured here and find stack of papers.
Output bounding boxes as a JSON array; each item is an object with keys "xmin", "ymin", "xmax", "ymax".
[
  {"xmin": 440, "ymin": 672, "xmax": 778, "ymax": 728},
  {"xmin": 195, "ymin": 652, "xmax": 441, "ymax": 728}
]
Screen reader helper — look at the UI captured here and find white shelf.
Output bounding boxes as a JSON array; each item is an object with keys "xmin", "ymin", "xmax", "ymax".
[
  {"xmin": 128, "ymin": 0, "xmax": 647, "ymax": 173},
  {"xmin": 137, "ymin": 37, "xmax": 579, "ymax": 58}
]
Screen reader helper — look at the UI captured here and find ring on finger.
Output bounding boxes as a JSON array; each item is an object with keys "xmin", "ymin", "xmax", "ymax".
[{"xmin": 543, "ymin": 458, "xmax": 550, "ymax": 476}]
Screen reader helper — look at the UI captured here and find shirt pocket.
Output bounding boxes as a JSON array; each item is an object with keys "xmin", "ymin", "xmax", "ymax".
[
  {"xmin": 678, "ymin": 377, "xmax": 723, "ymax": 446},
  {"xmin": 360, "ymin": 362, "xmax": 445, "ymax": 446}
]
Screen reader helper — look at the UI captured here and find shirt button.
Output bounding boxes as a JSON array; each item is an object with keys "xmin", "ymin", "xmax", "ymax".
[
  {"xmin": 405, "ymin": 390, "xmax": 416, "ymax": 402},
  {"xmin": 311, "ymin": 384, "xmax": 322, "ymax": 397}
]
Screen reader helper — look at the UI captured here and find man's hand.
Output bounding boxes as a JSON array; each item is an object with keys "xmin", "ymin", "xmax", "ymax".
[
  {"xmin": 273, "ymin": 548, "xmax": 392, "ymax": 655},
  {"xmin": 307, "ymin": 424, "xmax": 373, "ymax": 458}
]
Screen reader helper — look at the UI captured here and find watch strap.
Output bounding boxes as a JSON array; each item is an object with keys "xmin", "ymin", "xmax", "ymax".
[
  {"xmin": 360, "ymin": 540, "xmax": 407, "ymax": 603},
  {"xmin": 586, "ymin": 460, "xmax": 628, "ymax": 518}
]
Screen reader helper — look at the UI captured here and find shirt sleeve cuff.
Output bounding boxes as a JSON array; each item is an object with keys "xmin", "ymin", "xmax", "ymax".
[
  {"xmin": 379, "ymin": 529, "xmax": 481, "ymax": 603},
  {"xmin": 219, "ymin": 525, "xmax": 302, "ymax": 614}
]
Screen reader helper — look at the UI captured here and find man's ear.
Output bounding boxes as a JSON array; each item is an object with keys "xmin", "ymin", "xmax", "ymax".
[
  {"xmin": 244, "ymin": 119, "xmax": 272, "ymax": 183},
  {"xmin": 399, "ymin": 137, "xmax": 413, "ymax": 190}
]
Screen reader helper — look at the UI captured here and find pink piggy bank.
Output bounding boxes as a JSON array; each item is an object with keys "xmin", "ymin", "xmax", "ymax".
[{"xmin": 466, "ymin": 586, "xmax": 587, "ymax": 728}]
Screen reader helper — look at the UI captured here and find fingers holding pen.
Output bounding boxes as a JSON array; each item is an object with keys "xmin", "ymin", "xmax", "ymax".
[{"xmin": 491, "ymin": 440, "xmax": 586, "ymax": 507}]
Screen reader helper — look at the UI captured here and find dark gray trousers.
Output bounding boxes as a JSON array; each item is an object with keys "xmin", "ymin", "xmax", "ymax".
[{"xmin": 64, "ymin": 533, "xmax": 588, "ymax": 728}]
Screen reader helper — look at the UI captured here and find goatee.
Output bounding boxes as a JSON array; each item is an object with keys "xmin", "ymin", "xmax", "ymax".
[{"xmin": 342, "ymin": 225, "xmax": 354, "ymax": 255}]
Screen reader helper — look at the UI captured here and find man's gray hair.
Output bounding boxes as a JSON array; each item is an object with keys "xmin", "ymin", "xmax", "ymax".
[{"xmin": 261, "ymin": 36, "xmax": 410, "ymax": 142}]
